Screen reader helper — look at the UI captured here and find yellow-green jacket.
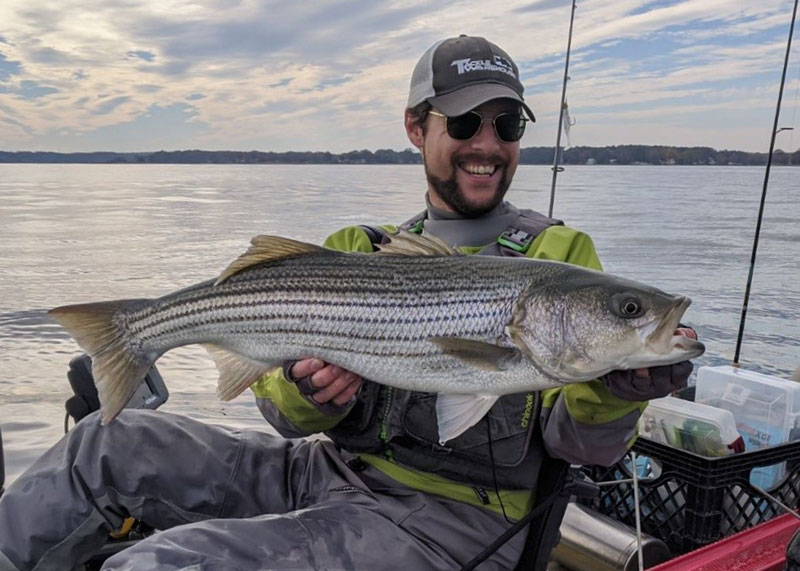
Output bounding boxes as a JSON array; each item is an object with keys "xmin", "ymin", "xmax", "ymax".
[{"xmin": 252, "ymin": 215, "xmax": 645, "ymax": 520}]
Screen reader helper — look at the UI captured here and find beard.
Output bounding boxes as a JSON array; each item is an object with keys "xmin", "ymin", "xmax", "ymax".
[{"xmin": 424, "ymin": 154, "xmax": 511, "ymax": 218}]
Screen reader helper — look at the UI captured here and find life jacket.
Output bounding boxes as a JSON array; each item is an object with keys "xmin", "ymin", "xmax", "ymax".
[
  {"xmin": 324, "ymin": 207, "xmax": 563, "ymax": 490},
  {"xmin": 361, "ymin": 203, "xmax": 563, "ymax": 257}
]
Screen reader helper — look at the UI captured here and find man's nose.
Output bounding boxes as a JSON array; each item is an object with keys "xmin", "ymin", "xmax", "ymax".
[{"xmin": 469, "ymin": 118, "xmax": 502, "ymax": 150}]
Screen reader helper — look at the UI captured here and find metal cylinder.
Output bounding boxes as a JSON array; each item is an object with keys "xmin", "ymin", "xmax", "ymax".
[{"xmin": 550, "ymin": 503, "xmax": 671, "ymax": 571}]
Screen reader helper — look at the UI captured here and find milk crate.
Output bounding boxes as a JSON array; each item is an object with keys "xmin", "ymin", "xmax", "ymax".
[{"xmin": 580, "ymin": 436, "xmax": 800, "ymax": 555}]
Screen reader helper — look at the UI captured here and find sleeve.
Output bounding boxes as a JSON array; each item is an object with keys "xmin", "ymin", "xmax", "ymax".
[
  {"xmin": 529, "ymin": 225, "xmax": 645, "ymax": 466},
  {"xmin": 525, "ymin": 225, "xmax": 603, "ymax": 271},
  {"xmin": 322, "ymin": 225, "xmax": 397, "ymax": 253},
  {"xmin": 251, "ymin": 367, "xmax": 353, "ymax": 437},
  {"xmin": 248, "ymin": 225, "xmax": 380, "ymax": 436}
]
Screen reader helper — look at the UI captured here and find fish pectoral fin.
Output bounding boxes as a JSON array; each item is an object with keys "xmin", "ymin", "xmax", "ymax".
[
  {"xmin": 202, "ymin": 344, "xmax": 276, "ymax": 401},
  {"xmin": 436, "ymin": 394, "xmax": 499, "ymax": 444},
  {"xmin": 216, "ymin": 236, "xmax": 327, "ymax": 285},
  {"xmin": 428, "ymin": 337, "xmax": 522, "ymax": 371}
]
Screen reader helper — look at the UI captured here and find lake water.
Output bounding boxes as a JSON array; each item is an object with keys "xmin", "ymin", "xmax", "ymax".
[{"xmin": 0, "ymin": 163, "xmax": 797, "ymax": 484}]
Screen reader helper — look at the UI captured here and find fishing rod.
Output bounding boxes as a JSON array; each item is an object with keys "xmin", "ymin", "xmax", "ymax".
[
  {"xmin": 548, "ymin": 0, "xmax": 577, "ymax": 218},
  {"xmin": 733, "ymin": 0, "xmax": 798, "ymax": 366}
]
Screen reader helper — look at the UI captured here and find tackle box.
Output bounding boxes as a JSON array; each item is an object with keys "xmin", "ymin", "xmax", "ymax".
[
  {"xmin": 695, "ymin": 365, "xmax": 800, "ymax": 488},
  {"xmin": 639, "ymin": 396, "xmax": 744, "ymax": 458}
]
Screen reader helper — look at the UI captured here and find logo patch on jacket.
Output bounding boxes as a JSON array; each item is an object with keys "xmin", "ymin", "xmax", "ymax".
[{"xmin": 520, "ymin": 393, "xmax": 535, "ymax": 428}]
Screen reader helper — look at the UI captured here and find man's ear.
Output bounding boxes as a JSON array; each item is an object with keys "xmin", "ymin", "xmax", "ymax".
[{"xmin": 405, "ymin": 109, "xmax": 425, "ymax": 150}]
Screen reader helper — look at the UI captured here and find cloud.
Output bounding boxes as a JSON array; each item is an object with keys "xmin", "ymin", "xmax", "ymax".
[
  {"xmin": 298, "ymin": 75, "xmax": 355, "ymax": 94},
  {"xmin": 1, "ymin": 114, "xmax": 35, "ymax": 136},
  {"xmin": 135, "ymin": 84, "xmax": 164, "ymax": 93},
  {"xmin": 268, "ymin": 78, "xmax": 291, "ymax": 88},
  {"xmin": 93, "ymin": 96, "xmax": 131, "ymax": 115},
  {"xmin": 26, "ymin": 45, "xmax": 72, "ymax": 64},
  {"xmin": 0, "ymin": 0, "xmax": 795, "ymax": 152},
  {"xmin": 127, "ymin": 50, "xmax": 155, "ymax": 62},
  {"xmin": 117, "ymin": 0, "xmax": 430, "ymax": 77},
  {"xmin": 512, "ymin": 0, "xmax": 569, "ymax": 12}
]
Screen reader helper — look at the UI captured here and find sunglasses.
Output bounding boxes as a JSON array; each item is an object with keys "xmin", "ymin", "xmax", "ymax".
[{"xmin": 428, "ymin": 109, "xmax": 527, "ymax": 143}]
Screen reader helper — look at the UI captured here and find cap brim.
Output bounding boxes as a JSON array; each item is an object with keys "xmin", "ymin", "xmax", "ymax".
[{"xmin": 428, "ymin": 83, "xmax": 536, "ymax": 122}]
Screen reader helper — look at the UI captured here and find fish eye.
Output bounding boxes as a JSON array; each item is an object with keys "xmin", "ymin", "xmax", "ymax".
[{"xmin": 620, "ymin": 298, "xmax": 643, "ymax": 317}]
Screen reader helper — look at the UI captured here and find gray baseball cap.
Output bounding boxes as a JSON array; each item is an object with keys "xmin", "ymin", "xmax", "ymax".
[{"xmin": 407, "ymin": 35, "xmax": 535, "ymax": 121}]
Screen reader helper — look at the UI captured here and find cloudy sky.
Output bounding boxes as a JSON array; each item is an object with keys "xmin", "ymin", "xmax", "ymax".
[{"xmin": 1, "ymin": 0, "xmax": 798, "ymax": 153}]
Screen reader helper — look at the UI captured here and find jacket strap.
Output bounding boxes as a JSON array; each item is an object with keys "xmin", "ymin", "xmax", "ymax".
[
  {"xmin": 363, "ymin": 207, "xmax": 564, "ymax": 257},
  {"xmin": 481, "ymin": 207, "xmax": 564, "ymax": 257}
]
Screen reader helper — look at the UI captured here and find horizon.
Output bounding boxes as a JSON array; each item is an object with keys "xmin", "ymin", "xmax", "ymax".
[
  {"xmin": 2, "ymin": 142, "xmax": 799, "ymax": 155},
  {"xmin": 1, "ymin": 1, "xmax": 799, "ymax": 154}
]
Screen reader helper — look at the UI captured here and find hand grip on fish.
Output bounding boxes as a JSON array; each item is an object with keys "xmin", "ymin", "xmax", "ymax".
[{"xmin": 48, "ymin": 231, "xmax": 705, "ymax": 443}]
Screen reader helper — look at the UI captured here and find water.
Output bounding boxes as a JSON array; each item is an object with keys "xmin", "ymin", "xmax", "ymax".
[{"xmin": 0, "ymin": 164, "xmax": 797, "ymax": 484}]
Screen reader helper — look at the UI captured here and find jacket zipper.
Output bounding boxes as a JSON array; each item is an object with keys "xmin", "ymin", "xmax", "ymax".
[{"xmin": 379, "ymin": 387, "xmax": 394, "ymax": 460}]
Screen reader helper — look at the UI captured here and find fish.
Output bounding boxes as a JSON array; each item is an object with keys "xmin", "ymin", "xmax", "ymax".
[{"xmin": 49, "ymin": 231, "xmax": 705, "ymax": 443}]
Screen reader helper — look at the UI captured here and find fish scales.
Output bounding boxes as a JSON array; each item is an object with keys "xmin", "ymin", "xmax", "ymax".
[
  {"xmin": 124, "ymin": 254, "xmax": 530, "ymax": 370},
  {"xmin": 130, "ymin": 254, "xmax": 525, "ymax": 321}
]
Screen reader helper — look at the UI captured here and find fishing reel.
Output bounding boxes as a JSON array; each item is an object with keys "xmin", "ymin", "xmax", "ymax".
[{"xmin": 64, "ymin": 353, "xmax": 169, "ymax": 431}]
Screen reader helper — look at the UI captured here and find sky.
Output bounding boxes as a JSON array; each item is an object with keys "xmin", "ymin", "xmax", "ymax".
[{"xmin": 0, "ymin": 0, "xmax": 799, "ymax": 153}]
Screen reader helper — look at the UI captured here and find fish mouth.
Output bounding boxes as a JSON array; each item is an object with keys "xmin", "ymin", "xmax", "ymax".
[
  {"xmin": 629, "ymin": 295, "xmax": 705, "ymax": 368},
  {"xmin": 648, "ymin": 296, "xmax": 691, "ymax": 346}
]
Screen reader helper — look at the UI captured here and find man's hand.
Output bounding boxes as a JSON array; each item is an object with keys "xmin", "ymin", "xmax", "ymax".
[
  {"xmin": 602, "ymin": 328, "xmax": 698, "ymax": 401},
  {"xmin": 288, "ymin": 358, "xmax": 363, "ymax": 406}
]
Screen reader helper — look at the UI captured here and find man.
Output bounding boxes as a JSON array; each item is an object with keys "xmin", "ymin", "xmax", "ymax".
[{"xmin": 0, "ymin": 35, "xmax": 694, "ymax": 571}]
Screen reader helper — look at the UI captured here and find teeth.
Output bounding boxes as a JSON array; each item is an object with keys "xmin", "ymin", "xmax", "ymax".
[{"xmin": 463, "ymin": 164, "xmax": 496, "ymax": 175}]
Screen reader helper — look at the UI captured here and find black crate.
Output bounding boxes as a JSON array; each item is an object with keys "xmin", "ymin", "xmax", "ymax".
[{"xmin": 580, "ymin": 436, "xmax": 800, "ymax": 555}]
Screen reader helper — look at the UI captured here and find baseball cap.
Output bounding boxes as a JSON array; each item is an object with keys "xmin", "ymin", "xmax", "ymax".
[{"xmin": 407, "ymin": 35, "xmax": 535, "ymax": 121}]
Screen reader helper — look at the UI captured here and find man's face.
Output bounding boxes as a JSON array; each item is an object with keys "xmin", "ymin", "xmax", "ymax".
[{"xmin": 416, "ymin": 99, "xmax": 522, "ymax": 217}]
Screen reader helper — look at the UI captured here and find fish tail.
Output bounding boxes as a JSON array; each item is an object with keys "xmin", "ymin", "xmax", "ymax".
[{"xmin": 49, "ymin": 299, "xmax": 154, "ymax": 424}]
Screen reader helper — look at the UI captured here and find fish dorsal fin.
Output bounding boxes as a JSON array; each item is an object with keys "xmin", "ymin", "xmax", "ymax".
[
  {"xmin": 202, "ymin": 343, "xmax": 277, "ymax": 401},
  {"xmin": 216, "ymin": 235, "xmax": 325, "ymax": 285},
  {"xmin": 377, "ymin": 229, "xmax": 462, "ymax": 257}
]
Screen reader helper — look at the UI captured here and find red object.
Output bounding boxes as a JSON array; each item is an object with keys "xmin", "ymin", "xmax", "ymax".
[{"xmin": 648, "ymin": 513, "xmax": 800, "ymax": 571}]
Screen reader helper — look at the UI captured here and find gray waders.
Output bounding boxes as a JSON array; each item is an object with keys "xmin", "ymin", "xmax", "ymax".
[{"xmin": 0, "ymin": 410, "xmax": 527, "ymax": 571}]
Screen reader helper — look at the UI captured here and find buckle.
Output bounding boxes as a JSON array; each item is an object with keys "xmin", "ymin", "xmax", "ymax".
[
  {"xmin": 407, "ymin": 220, "xmax": 424, "ymax": 234},
  {"xmin": 497, "ymin": 227, "xmax": 534, "ymax": 253}
]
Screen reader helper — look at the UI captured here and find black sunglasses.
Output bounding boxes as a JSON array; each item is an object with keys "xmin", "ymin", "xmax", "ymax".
[{"xmin": 428, "ymin": 109, "xmax": 527, "ymax": 143}]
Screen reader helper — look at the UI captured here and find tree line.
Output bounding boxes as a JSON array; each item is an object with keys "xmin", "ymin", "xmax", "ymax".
[{"xmin": 1, "ymin": 145, "xmax": 798, "ymax": 165}]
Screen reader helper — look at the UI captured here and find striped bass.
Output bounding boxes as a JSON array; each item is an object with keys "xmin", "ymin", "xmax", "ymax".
[{"xmin": 49, "ymin": 231, "xmax": 705, "ymax": 442}]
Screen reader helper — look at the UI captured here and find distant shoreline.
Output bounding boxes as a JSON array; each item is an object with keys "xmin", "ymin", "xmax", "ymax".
[{"xmin": 1, "ymin": 145, "xmax": 798, "ymax": 166}]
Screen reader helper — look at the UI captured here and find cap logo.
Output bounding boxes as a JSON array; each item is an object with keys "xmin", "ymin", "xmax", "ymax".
[{"xmin": 450, "ymin": 55, "xmax": 516, "ymax": 79}]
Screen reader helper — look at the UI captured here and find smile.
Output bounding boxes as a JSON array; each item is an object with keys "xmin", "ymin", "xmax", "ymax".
[{"xmin": 460, "ymin": 163, "xmax": 498, "ymax": 176}]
